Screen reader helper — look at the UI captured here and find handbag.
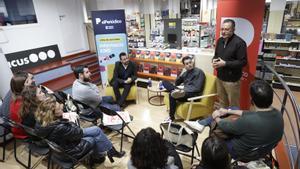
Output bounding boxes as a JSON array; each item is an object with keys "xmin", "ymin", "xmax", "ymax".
[{"xmin": 161, "ymin": 122, "xmax": 195, "ymax": 148}]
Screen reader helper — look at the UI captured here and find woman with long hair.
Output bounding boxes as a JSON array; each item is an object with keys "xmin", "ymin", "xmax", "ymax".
[
  {"xmin": 128, "ymin": 127, "xmax": 182, "ymax": 169},
  {"xmin": 34, "ymin": 96, "xmax": 125, "ymax": 163},
  {"xmin": 9, "ymin": 72, "xmax": 39, "ymax": 139},
  {"xmin": 197, "ymin": 136, "xmax": 232, "ymax": 169}
]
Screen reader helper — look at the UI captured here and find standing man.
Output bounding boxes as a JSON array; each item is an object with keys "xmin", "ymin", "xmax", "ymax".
[
  {"xmin": 72, "ymin": 65, "xmax": 120, "ymax": 111},
  {"xmin": 213, "ymin": 19, "xmax": 247, "ymax": 108},
  {"xmin": 162, "ymin": 56, "xmax": 206, "ymax": 122},
  {"xmin": 110, "ymin": 52, "xmax": 137, "ymax": 107}
]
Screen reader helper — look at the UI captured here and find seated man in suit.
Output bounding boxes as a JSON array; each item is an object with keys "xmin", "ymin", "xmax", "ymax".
[
  {"xmin": 110, "ymin": 52, "xmax": 137, "ymax": 107},
  {"xmin": 72, "ymin": 65, "xmax": 120, "ymax": 112},
  {"xmin": 162, "ymin": 56, "xmax": 206, "ymax": 122}
]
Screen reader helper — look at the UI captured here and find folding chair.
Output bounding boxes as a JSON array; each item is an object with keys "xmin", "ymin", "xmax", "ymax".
[
  {"xmin": 5, "ymin": 117, "xmax": 49, "ymax": 169},
  {"xmin": 0, "ymin": 117, "xmax": 13, "ymax": 162},
  {"xmin": 160, "ymin": 122, "xmax": 200, "ymax": 164},
  {"xmin": 232, "ymin": 142, "xmax": 279, "ymax": 168},
  {"xmin": 45, "ymin": 139, "xmax": 94, "ymax": 169},
  {"xmin": 99, "ymin": 106, "xmax": 135, "ymax": 152}
]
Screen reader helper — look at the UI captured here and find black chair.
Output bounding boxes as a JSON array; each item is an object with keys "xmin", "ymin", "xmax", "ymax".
[
  {"xmin": 160, "ymin": 122, "xmax": 200, "ymax": 164},
  {"xmin": 72, "ymin": 99, "xmax": 102, "ymax": 125},
  {"xmin": 44, "ymin": 139, "xmax": 94, "ymax": 169},
  {"xmin": 5, "ymin": 117, "xmax": 49, "ymax": 169},
  {"xmin": 232, "ymin": 143, "xmax": 279, "ymax": 168},
  {"xmin": 99, "ymin": 106, "xmax": 135, "ymax": 152},
  {"xmin": 0, "ymin": 116, "xmax": 13, "ymax": 162},
  {"xmin": 53, "ymin": 91, "xmax": 100, "ymax": 125}
]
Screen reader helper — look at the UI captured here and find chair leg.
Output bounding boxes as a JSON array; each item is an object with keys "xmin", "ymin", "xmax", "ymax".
[
  {"xmin": 120, "ymin": 127, "xmax": 124, "ymax": 152},
  {"xmin": 191, "ymin": 144, "xmax": 195, "ymax": 164},
  {"xmin": 1, "ymin": 133, "xmax": 6, "ymax": 162},
  {"xmin": 14, "ymin": 139, "xmax": 29, "ymax": 168}
]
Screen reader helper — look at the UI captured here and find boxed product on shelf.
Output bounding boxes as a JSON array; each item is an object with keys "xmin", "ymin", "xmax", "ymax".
[
  {"xmin": 137, "ymin": 62, "xmax": 144, "ymax": 72},
  {"xmin": 144, "ymin": 63, "xmax": 150, "ymax": 73},
  {"xmin": 176, "ymin": 53, "xmax": 183, "ymax": 63},
  {"xmin": 150, "ymin": 51, "xmax": 155, "ymax": 60},
  {"xmin": 169, "ymin": 53, "xmax": 177, "ymax": 62},
  {"xmin": 149, "ymin": 63, "xmax": 158, "ymax": 74},
  {"xmin": 136, "ymin": 50, "xmax": 141, "ymax": 58},
  {"xmin": 165, "ymin": 52, "xmax": 171, "ymax": 61},
  {"xmin": 155, "ymin": 51, "xmax": 161, "ymax": 60},
  {"xmin": 145, "ymin": 50, "xmax": 150, "ymax": 59},
  {"xmin": 171, "ymin": 67, "xmax": 178, "ymax": 77},
  {"xmin": 163, "ymin": 66, "xmax": 172, "ymax": 76},
  {"xmin": 159, "ymin": 52, "xmax": 165, "ymax": 61},
  {"xmin": 158, "ymin": 65, "xmax": 164, "ymax": 75},
  {"xmin": 140, "ymin": 50, "xmax": 146, "ymax": 59}
]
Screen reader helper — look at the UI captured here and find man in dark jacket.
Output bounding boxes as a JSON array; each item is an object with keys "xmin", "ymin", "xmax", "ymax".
[
  {"xmin": 110, "ymin": 52, "xmax": 137, "ymax": 107},
  {"xmin": 213, "ymin": 19, "xmax": 247, "ymax": 108},
  {"xmin": 162, "ymin": 56, "xmax": 205, "ymax": 121}
]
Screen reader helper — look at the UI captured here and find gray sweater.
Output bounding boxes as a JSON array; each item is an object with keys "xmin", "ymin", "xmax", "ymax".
[
  {"xmin": 72, "ymin": 79, "xmax": 102, "ymax": 108},
  {"xmin": 218, "ymin": 108, "xmax": 284, "ymax": 159}
]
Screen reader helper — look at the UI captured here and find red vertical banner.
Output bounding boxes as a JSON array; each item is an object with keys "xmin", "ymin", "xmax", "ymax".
[{"xmin": 216, "ymin": 0, "xmax": 265, "ymax": 109}]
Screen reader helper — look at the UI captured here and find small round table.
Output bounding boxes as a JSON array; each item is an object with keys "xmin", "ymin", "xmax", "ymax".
[{"xmin": 147, "ymin": 86, "xmax": 167, "ymax": 106}]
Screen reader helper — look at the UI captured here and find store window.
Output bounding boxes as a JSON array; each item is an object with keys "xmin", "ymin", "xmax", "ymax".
[{"xmin": 0, "ymin": 0, "xmax": 37, "ymax": 26}]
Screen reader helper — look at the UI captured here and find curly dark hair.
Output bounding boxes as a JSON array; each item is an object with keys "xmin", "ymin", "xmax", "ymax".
[
  {"xmin": 19, "ymin": 85, "xmax": 41, "ymax": 120},
  {"xmin": 131, "ymin": 127, "xmax": 168, "ymax": 169}
]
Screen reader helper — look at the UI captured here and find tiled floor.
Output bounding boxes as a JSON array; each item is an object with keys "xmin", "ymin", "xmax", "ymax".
[
  {"xmin": 0, "ymin": 87, "xmax": 209, "ymax": 169},
  {"xmin": 1, "ymin": 86, "xmax": 299, "ymax": 169}
]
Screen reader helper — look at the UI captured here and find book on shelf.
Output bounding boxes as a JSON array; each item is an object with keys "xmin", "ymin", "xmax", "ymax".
[
  {"xmin": 137, "ymin": 62, "xmax": 144, "ymax": 72},
  {"xmin": 150, "ymin": 51, "xmax": 155, "ymax": 60},
  {"xmin": 155, "ymin": 51, "xmax": 160, "ymax": 60},
  {"xmin": 171, "ymin": 67, "xmax": 177, "ymax": 77},
  {"xmin": 170, "ymin": 53, "xmax": 177, "ymax": 62},
  {"xmin": 145, "ymin": 50, "xmax": 150, "ymax": 59},
  {"xmin": 163, "ymin": 66, "xmax": 172, "ymax": 76},
  {"xmin": 144, "ymin": 63, "xmax": 150, "ymax": 73},
  {"xmin": 149, "ymin": 64, "xmax": 158, "ymax": 74},
  {"xmin": 159, "ymin": 53, "xmax": 165, "ymax": 61},
  {"xmin": 140, "ymin": 50, "xmax": 146, "ymax": 59},
  {"xmin": 158, "ymin": 65, "xmax": 164, "ymax": 75},
  {"xmin": 136, "ymin": 50, "xmax": 141, "ymax": 58},
  {"xmin": 165, "ymin": 52, "xmax": 171, "ymax": 61}
]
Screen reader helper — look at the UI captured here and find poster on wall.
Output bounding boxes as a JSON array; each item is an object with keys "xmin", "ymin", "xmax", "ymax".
[
  {"xmin": 91, "ymin": 9, "xmax": 128, "ymax": 85},
  {"xmin": 5, "ymin": 45, "xmax": 61, "ymax": 72},
  {"xmin": 215, "ymin": 0, "xmax": 265, "ymax": 109}
]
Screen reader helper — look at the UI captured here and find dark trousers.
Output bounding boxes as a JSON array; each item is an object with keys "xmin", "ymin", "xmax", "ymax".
[
  {"xmin": 112, "ymin": 82, "xmax": 132, "ymax": 106},
  {"xmin": 162, "ymin": 80, "xmax": 198, "ymax": 120}
]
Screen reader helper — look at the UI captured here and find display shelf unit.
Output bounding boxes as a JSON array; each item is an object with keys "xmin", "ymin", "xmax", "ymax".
[
  {"xmin": 273, "ymin": 57, "xmax": 300, "ymax": 91},
  {"xmin": 255, "ymin": 53, "xmax": 276, "ymax": 82},
  {"xmin": 129, "ymin": 48, "xmax": 186, "ymax": 81}
]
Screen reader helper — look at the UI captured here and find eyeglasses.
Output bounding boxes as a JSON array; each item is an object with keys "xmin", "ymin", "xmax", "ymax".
[{"xmin": 221, "ymin": 27, "xmax": 232, "ymax": 31}]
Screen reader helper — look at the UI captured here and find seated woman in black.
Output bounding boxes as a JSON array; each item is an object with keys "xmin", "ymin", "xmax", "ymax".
[
  {"xmin": 196, "ymin": 136, "xmax": 231, "ymax": 169},
  {"xmin": 128, "ymin": 127, "xmax": 183, "ymax": 169}
]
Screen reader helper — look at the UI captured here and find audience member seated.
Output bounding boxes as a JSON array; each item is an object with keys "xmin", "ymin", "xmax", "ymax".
[
  {"xmin": 185, "ymin": 80, "xmax": 284, "ymax": 160},
  {"xmin": 9, "ymin": 72, "xmax": 38, "ymax": 139},
  {"xmin": 128, "ymin": 127, "xmax": 183, "ymax": 169},
  {"xmin": 72, "ymin": 65, "xmax": 121, "ymax": 112},
  {"xmin": 110, "ymin": 52, "xmax": 137, "ymax": 107},
  {"xmin": 34, "ymin": 96, "xmax": 125, "ymax": 164},
  {"xmin": 196, "ymin": 136, "xmax": 231, "ymax": 169},
  {"xmin": 162, "ymin": 56, "xmax": 205, "ymax": 121}
]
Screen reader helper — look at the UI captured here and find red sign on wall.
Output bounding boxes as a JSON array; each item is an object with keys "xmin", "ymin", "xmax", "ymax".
[{"xmin": 215, "ymin": 0, "xmax": 265, "ymax": 109}]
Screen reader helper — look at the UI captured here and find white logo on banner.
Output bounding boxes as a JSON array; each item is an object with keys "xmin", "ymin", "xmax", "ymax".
[
  {"xmin": 95, "ymin": 18, "xmax": 122, "ymax": 25},
  {"xmin": 8, "ymin": 49, "xmax": 56, "ymax": 68},
  {"xmin": 221, "ymin": 17, "xmax": 254, "ymax": 47}
]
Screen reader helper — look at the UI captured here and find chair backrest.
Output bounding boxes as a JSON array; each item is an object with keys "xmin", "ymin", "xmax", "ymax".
[
  {"xmin": 44, "ymin": 138, "xmax": 78, "ymax": 162},
  {"xmin": 201, "ymin": 73, "xmax": 217, "ymax": 106},
  {"xmin": 107, "ymin": 64, "xmax": 115, "ymax": 83}
]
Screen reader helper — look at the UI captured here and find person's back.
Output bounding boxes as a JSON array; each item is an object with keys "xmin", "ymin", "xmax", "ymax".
[{"xmin": 223, "ymin": 108, "xmax": 283, "ymax": 160}]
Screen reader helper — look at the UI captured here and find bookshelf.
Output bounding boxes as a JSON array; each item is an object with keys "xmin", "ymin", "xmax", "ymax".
[{"xmin": 129, "ymin": 48, "xmax": 186, "ymax": 81}]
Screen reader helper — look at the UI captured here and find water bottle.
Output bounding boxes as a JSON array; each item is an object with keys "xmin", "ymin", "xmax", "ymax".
[
  {"xmin": 159, "ymin": 80, "xmax": 164, "ymax": 90},
  {"xmin": 148, "ymin": 78, "xmax": 152, "ymax": 87}
]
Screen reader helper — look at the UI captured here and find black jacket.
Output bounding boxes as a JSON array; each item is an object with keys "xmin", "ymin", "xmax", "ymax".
[
  {"xmin": 214, "ymin": 34, "xmax": 247, "ymax": 82},
  {"xmin": 35, "ymin": 119, "xmax": 92, "ymax": 160},
  {"xmin": 110, "ymin": 61, "xmax": 137, "ymax": 85},
  {"xmin": 175, "ymin": 67, "xmax": 205, "ymax": 94}
]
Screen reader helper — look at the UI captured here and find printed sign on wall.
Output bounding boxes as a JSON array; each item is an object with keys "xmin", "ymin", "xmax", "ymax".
[
  {"xmin": 5, "ymin": 45, "xmax": 61, "ymax": 72},
  {"xmin": 92, "ymin": 10, "xmax": 128, "ymax": 85}
]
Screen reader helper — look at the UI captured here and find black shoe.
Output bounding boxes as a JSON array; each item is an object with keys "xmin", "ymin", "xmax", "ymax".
[{"xmin": 107, "ymin": 147, "xmax": 125, "ymax": 163}]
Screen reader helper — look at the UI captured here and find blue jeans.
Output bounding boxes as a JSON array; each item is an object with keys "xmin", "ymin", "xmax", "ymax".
[
  {"xmin": 82, "ymin": 126, "xmax": 112, "ymax": 155},
  {"xmin": 100, "ymin": 96, "xmax": 121, "ymax": 111}
]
